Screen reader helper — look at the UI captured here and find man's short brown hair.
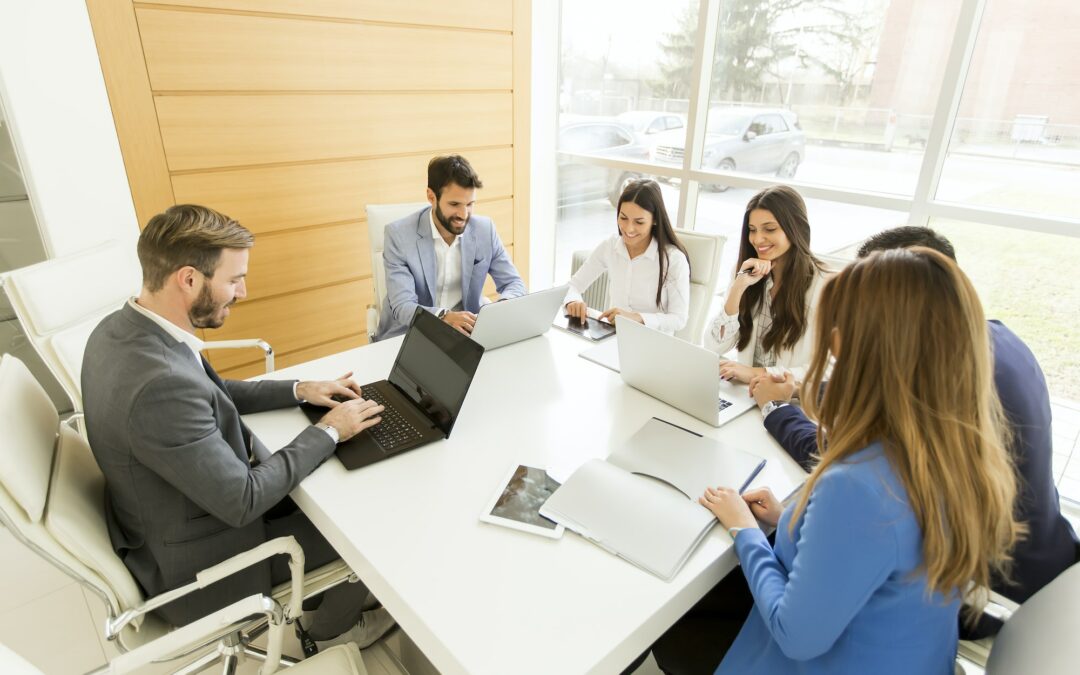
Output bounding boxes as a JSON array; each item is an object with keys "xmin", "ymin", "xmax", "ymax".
[
  {"xmin": 427, "ymin": 154, "xmax": 483, "ymax": 200},
  {"xmin": 138, "ymin": 204, "xmax": 254, "ymax": 292}
]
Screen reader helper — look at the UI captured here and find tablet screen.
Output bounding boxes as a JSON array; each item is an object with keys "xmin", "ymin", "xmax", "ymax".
[{"xmin": 490, "ymin": 465, "xmax": 562, "ymax": 530}]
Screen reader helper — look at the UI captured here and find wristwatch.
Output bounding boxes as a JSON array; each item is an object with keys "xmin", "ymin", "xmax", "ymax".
[
  {"xmin": 760, "ymin": 400, "xmax": 790, "ymax": 419},
  {"xmin": 728, "ymin": 526, "xmax": 745, "ymax": 539},
  {"xmin": 314, "ymin": 422, "xmax": 340, "ymax": 444},
  {"xmin": 437, "ymin": 308, "xmax": 449, "ymax": 320}
]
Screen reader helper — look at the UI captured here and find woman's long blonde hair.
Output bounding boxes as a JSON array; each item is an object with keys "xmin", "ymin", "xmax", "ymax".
[{"xmin": 795, "ymin": 247, "xmax": 1023, "ymax": 615}]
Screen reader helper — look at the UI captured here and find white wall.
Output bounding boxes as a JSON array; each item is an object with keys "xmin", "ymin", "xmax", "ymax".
[
  {"xmin": 528, "ymin": 0, "xmax": 559, "ymax": 289},
  {"xmin": 0, "ymin": 0, "xmax": 138, "ymax": 258}
]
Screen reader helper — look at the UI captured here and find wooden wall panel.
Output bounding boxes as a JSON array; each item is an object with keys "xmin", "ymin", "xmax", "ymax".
[
  {"xmin": 156, "ymin": 92, "xmax": 513, "ymax": 171},
  {"xmin": 204, "ymin": 279, "xmax": 374, "ymax": 372},
  {"xmin": 90, "ymin": 0, "xmax": 528, "ymax": 375},
  {"xmin": 138, "ymin": 8, "xmax": 512, "ymax": 92},
  {"xmin": 219, "ymin": 333, "xmax": 368, "ymax": 380},
  {"xmin": 485, "ymin": 199, "xmax": 515, "ymax": 247},
  {"xmin": 136, "ymin": 0, "xmax": 514, "ymax": 32},
  {"xmin": 245, "ymin": 222, "xmax": 369, "ymax": 301},
  {"xmin": 85, "ymin": 0, "xmax": 174, "ymax": 227},
  {"xmin": 171, "ymin": 147, "xmax": 513, "ymax": 234}
]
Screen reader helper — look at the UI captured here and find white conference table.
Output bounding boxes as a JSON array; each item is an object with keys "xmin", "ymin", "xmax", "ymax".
[{"xmin": 244, "ymin": 329, "xmax": 806, "ymax": 675}]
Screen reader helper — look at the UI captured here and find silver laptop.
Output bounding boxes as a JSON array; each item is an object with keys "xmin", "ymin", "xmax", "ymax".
[
  {"xmin": 615, "ymin": 316, "xmax": 756, "ymax": 427},
  {"xmin": 470, "ymin": 285, "xmax": 570, "ymax": 350}
]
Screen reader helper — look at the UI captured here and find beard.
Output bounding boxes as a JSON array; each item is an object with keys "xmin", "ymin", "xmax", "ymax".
[
  {"xmin": 189, "ymin": 283, "xmax": 234, "ymax": 329},
  {"xmin": 434, "ymin": 203, "xmax": 469, "ymax": 236}
]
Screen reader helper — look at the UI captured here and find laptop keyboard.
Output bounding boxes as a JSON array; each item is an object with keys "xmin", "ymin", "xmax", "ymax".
[
  {"xmin": 718, "ymin": 397, "xmax": 733, "ymax": 412},
  {"xmin": 364, "ymin": 388, "xmax": 424, "ymax": 451}
]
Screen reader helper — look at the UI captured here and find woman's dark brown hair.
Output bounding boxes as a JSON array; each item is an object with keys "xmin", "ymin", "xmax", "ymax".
[
  {"xmin": 616, "ymin": 179, "xmax": 689, "ymax": 309},
  {"xmin": 735, "ymin": 185, "xmax": 825, "ymax": 353}
]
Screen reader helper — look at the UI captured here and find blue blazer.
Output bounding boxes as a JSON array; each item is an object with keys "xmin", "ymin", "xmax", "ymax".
[
  {"xmin": 375, "ymin": 207, "xmax": 525, "ymax": 340},
  {"xmin": 720, "ymin": 444, "xmax": 960, "ymax": 675},
  {"xmin": 763, "ymin": 320, "xmax": 1079, "ymax": 608}
]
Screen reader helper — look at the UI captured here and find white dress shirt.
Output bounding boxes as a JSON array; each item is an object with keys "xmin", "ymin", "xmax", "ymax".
[
  {"xmin": 128, "ymin": 297, "xmax": 205, "ymax": 365},
  {"xmin": 566, "ymin": 234, "xmax": 690, "ymax": 334},
  {"xmin": 430, "ymin": 211, "xmax": 463, "ymax": 313},
  {"xmin": 704, "ymin": 269, "xmax": 828, "ymax": 380}
]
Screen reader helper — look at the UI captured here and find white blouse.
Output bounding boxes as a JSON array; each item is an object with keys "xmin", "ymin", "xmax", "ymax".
[
  {"xmin": 704, "ymin": 269, "xmax": 828, "ymax": 380},
  {"xmin": 566, "ymin": 235, "xmax": 690, "ymax": 335}
]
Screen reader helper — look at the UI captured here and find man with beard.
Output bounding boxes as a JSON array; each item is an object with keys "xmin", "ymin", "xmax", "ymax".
[
  {"xmin": 81, "ymin": 204, "xmax": 397, "ymax": 652},
  {"xmin": 374, "ymin": 154, "xmax": 525, "ymax": 340}
]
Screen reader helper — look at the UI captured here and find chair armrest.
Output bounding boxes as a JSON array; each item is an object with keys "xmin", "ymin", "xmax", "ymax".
[
  {"xmin": 203, "ymin": 338, "xmax": 275, "ymax": 373},
  {"xmin": 366, "ymin": 304, "xmax": 378, "ymax": 342},
  {"xmin": 106, "ymin": 536, "xmax": 305, "ymax": 640},
  {"xmin": 99, "ymin": 594, "xmax": 284, "ymax": 675}
]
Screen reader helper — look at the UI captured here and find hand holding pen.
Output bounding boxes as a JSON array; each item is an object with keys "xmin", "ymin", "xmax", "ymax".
[{"xmin": 735, "ymin": 258, "xmax": 772, "ymax": 286}]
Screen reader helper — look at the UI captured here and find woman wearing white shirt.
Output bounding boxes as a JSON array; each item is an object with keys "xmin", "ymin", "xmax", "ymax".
[
  {"xmin": 705, "ymin": 185, "xmax": 828, "ymax": 382},
  {"xmin": 565, "ymin": 179, "xmax": 690, "ymax": 334}
]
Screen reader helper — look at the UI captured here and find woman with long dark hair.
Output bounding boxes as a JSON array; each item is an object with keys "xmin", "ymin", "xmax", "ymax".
[
  {"xmin": 705, "ymin": 185, "xmax": 827, "ymax": 382},
  {"xmin": 565, "ymin": 179, "xmax": 691, "ymax": 334}
]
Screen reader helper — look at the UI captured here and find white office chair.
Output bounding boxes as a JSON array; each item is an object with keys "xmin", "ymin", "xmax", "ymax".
[
  {"xmin": 364, "ymin": 202, "xmax": 428, "ymax": 341},
  {"xmin": 0, "ymin": 353, "xmax": 355, "ymax": 673},
  {"xmin": 0, "ymin": 240, "xmax": 275, "ymax": 414},
  {"xmin": 953, "ymin": 562, "xmax": 1080, "ymax": 674},
  {"xmin": 673, "ymin": 228, "xmax": 726, "ymax": 345},
  {"xmin": 569, "ymin": 249, "xmax": 611, "ymax": 311}
]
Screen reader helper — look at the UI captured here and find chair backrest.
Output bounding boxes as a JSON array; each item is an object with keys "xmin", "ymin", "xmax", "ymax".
[
  {"xmin": 674, "ymin": 229, "xmax": 726, "ymax": 344},
  {"xmin": 985, "ymin": 561, "xmax": 1080, "ymax": 673},
  {"xmin": 570, "ymin": 249, "xmax": 610, "ymax": 310},
  {"xmin": 0, "ymin": 355, "xmax": 165, "ymax": 649},
  {"xmin": 1, "ymin": 240, "xmax": 141, "ymax": 411},
  {"xmin": 364, "ymin": 202, "xmax": 429, "ymax": 313}
]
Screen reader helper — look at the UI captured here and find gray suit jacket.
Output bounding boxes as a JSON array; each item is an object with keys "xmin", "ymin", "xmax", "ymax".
[
  {"xmin": 374, "ymin": 206, "xmax": 525, "ymax": 340},
  {"xmin": 82, "ymin": 304, "xmax": 336, "ymax": 625}
]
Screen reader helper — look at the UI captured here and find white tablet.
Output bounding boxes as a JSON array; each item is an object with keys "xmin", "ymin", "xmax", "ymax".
[{"xmin": 480, "ymin": 465, "xmax": 565, "ymax": 539}]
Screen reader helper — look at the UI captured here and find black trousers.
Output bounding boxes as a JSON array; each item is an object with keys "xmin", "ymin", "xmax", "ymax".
[
  {"xmin": 264, "ymin": 498, "xmax": 368, "ymax": 640},
  {"xmin": 649, "ymin": 570, "xmax": 755, "ymax": 675}
]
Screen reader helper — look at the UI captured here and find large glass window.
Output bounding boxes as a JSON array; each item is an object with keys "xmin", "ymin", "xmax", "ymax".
[
  {"xmin": 695, "ymin": 0, "xmax": 961, "ymax": 194},
  {"xmin": 550, "ymin": 0, "xmax": 1080, "ymax": 411},
  {"xmin": 936, "ymin": 0, "xmax": 1080, "ymax": 220}
]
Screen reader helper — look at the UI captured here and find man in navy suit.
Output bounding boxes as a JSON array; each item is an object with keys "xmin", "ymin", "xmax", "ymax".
[
  {"xmin": 375, "ymin": 155, "xmax": 525, "ymax": 341},
  {"xmin": 750, "ymin": 226, "xmax": 1079, "ymax": 639}
]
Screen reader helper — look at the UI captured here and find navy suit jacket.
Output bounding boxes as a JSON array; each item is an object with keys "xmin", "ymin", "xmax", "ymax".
[
  {"xmin": 764, "ymin": 320, "xmax": 1078, "ymax": 607},
  {"xmin": 375, "ymin": 206, "xmax": 525, "ymax": 340}
]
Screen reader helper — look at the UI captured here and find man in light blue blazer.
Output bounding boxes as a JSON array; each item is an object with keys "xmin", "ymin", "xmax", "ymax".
[{"xmin": 375, "ymin": 155, "xmax": 525, "ymax": 340}]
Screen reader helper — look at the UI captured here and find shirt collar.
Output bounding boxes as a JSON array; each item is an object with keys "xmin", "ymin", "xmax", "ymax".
[
  {"xmin": 429, "ymin": 210, "xmax": 460, "ymax": 249},
  {"xmin": 618, "ymin": 235, "xmax": 659, "ymax": 261},
  {"xmin": 127, "ymin": 297, "xmax": 206, "ymax": 359}
]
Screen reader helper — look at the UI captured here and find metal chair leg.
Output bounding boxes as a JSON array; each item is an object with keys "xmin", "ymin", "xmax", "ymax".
[
  {"xmin": 173, "ymin": 649, "xmax": 223, "ymax": 675},
  {"xmin": 220, "ymin": 652, "xmax": 239, "ymax": 675},
  {"xmin": 243, "ymin": 643, "xmax": 301, "ymax": 667}
]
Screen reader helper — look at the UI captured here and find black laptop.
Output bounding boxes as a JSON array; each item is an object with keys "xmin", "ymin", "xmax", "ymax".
[{"xmin": 303, "ymin": 308, "xmax": 485, "ymax": 470}]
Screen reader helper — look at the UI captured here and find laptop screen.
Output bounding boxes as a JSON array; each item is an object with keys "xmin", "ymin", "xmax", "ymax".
[{"xmin": 388, "ymin": 309, "xmax": 485, "ymax": 437}]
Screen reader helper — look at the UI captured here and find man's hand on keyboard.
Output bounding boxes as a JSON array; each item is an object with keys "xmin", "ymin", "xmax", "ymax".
[
  {"xmin": 296, "ymin": 371, "xmax": 363, "ymax": 407},
  {"xmin": 320, "ymin": 398, "xmax": 385, "ymax": 442}
]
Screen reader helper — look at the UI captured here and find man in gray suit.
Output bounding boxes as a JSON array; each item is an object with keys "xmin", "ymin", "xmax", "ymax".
[
  {"xmin": 82, "ymin": 205, "xmax": 395, "ymax": 650},
  {"xmin": 375, "ymin": 154, "xmax": 526, "ymax": 340}
]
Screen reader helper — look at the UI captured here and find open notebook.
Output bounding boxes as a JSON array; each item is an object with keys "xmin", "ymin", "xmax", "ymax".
[{"xmin": 540, "ymin": 418, "xmax": 766, "ymax": 581}]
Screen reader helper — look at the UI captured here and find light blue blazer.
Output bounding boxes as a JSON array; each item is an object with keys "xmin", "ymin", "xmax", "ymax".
[{"xmin": 375, "ymin": 206, "xmax": 525, "ymax": 340}]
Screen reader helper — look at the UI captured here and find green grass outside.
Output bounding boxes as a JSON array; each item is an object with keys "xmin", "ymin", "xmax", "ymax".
[{"xmin": 932, "ymin": 218, "xmax": 1080, "ymax": 402}]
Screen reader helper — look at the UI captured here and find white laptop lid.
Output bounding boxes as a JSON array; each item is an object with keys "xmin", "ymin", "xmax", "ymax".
[
  {"xmin": 470, "ymin": 284, "xmax": 570, "ymax": 350},
  {"xmin": 615, "ymin": 316, "xmax": 754, "ymax": 427}
]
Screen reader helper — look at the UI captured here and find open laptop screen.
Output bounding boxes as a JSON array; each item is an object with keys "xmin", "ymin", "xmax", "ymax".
[{"xmin": 388, "ymin": 309, "xmax": 485, "ymax": 437}]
